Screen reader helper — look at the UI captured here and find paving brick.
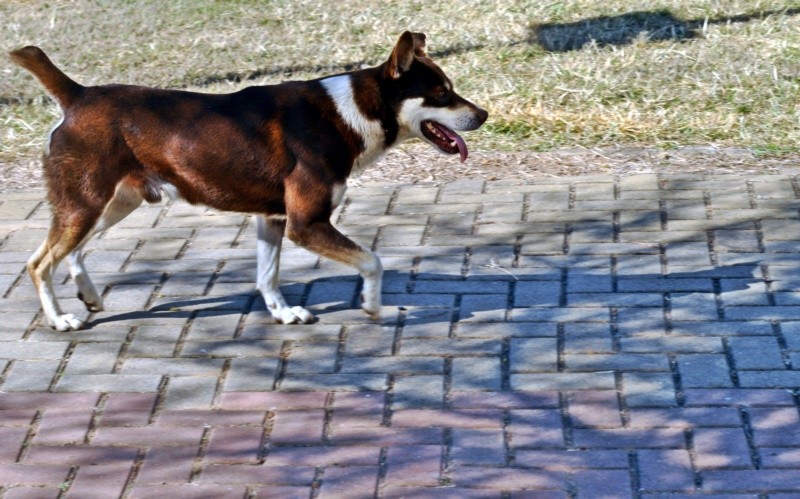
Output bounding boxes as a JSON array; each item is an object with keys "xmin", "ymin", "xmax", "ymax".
[
  {"xmin": 318, "ymin": 465, "xmax": 380, "ymax": 497},
  {"xmin": 453, "ymin": 466, "xmax": 565, "ymax": 490},
  {"xmin": 197, "ymin": 464, "xmax": 316, "ymax": 485},
  {"xmin": 383, "ymin": 445, "xmax": 441, "ymax": 487},
  {"xmin": 392, "ymin": 374, "xmax": 444, "ymax": 408},
  {"xmin": 678, "ymin": 354, "xmax": 733, "ymax": 388},
  {"xmin": 572, "ymin": 428, "xmax": 685, "ymax": 449},
  {"xmin": 451, "ymin": 428, "xmax": 506, "ymax": 465},
  {"xmin": 136, "ymin": 446, "xmax": 197, "ymax": 484},
  {"xmin": 622, "ymin": 372, "xmax": 677, "ymax": 407},
  {"xmin": 67, "ymin": 461, "xmax": 133, "ymax": 499},
  {"xmin": 129, "ymin": 485, "xmax": 248, "ymax": 499},
  {"xmin": 693, "ymin": 427, "xmax": 752, "ymax": 469},
  {"xmin": 1, "ymin": 360, "xmax": 60, "ymax": 391},
  {"xmin": 204, "ymin": 426, "xmax": 264, "ymax": 464},
  {"xmin": 573, "ymin": 470, "xmax": 633, "ymax": 498},
  {"xmin": 0, "ymin": 464, "xmax": 71, "ymax": 487},
  {"xmin": 568, "ymin": 391, "xmax": 622, "ymax": 428},
  {"xmin": 509, "ymin": 409, "xmax": 564, "ymax": 448}
]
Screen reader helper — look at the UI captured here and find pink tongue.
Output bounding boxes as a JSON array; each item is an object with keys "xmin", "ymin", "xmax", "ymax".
[{"xmin": 440, "ymin": 126, "xmax": 469, "ymax": 163}]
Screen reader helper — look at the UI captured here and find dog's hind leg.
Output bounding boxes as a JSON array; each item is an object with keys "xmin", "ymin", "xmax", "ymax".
[
  {"xmin": 68, "ymin": 183, "xmax": 143, "ymax": 312},
  {"xmin": 256, "ymin": 215, "xmax": 314, "ymax": 324},
  {"xmin": 28, "ymin": 208, "xmax": 101, "ymax": 331}
]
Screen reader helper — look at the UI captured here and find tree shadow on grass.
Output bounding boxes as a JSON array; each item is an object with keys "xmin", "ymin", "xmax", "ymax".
[{"xmin": 531, "ymin": 7, "xmax": 800, "ymax": 52}]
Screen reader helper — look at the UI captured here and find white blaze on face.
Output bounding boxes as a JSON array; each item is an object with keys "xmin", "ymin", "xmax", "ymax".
[{"xmin": 321, "ymin": 75, "xmax": 385, "ymax": 172}]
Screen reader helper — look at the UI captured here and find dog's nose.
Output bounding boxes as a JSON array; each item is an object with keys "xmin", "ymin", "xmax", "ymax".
[{"xmin": 476, "ymin": 108, "xmax": 488, "ymax": 125}]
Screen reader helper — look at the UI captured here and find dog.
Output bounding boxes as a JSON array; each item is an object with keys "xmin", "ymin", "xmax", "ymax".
[{"xmin": 9, "ymin": 31, "xmax": 488, "ymax": 331}]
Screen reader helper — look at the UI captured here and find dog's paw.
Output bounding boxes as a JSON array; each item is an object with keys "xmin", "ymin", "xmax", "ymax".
[
  {"xmin": 360, "ymin": 293, "xmax": 381, "ymax": 320},
  {"xmin": 272, "ymin": 306, "xmax": 315, "ymax": 325},
  {"xmin": 77, "ymin": 292, "xmax": 104, "ymax": 312},
  {"xmin": 50, "ymin": 314, "xmax": 84, "ymax": 331}
]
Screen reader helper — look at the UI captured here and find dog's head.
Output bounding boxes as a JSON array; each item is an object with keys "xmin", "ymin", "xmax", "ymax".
[{"xmin": 383, "ymin": 31, "xmax": 488, "ymax": 163}]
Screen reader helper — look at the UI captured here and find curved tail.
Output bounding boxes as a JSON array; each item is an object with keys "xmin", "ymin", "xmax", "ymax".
[{"xmin": 9, "ymin": 46, "xmax": 83, "ymax": 109}]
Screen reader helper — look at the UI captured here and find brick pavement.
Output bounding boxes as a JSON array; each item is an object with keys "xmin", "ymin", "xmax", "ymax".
[{"xmin": 1, "ymin": 174, "xmax": 800, "ymax": 497}]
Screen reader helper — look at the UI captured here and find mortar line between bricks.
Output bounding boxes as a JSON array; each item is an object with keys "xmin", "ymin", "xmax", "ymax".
[
  {"xmin": 738, "ymin": 406, "xmax": 763, "ymax": 470},
  {"xmin": 610, "ymin": 307, "xmax": 621, "ymax": 352},
  {"xmin": 556, "ymin": 322, "xmax": 566, "ymax": 372},
  {"xmin": 84, "ymin": 393, "xmax": 108, "ymax": 444},
  {"xmin": 382, "ymin": 374, "xmax": 395, "ymax": 427},
  {"xmin": 1, "ymin": 270, "xmax": 26, "ymax": 300},
  {"xmin": 559, "ymin": 392, "xmax": 575, "ymax": 448},
  {"xmin": 322, "ymin": 391, "xmax": 335, "ymax": 445},
  {"xmin": 443, "ymin": 356, "xmax": 453, "ymax": 407},
  {"xmin": 230, "ymin": 212, "xmax": 253, "ymax": 248},
  {"xmin": 59, "ymin": 466, "xmax": 80, "ymax": 498},
  {"xmin": 448, "ymin": 294, "xmax": 461, "ymax": 338},
  {"xmin": 231, "ymin": 303, "xmax": 251, "ymax": 339},
  {"xmin": 669, "ymin": 354, "xmax": 686, "ymax": 407},
  {"xmin": 500, "ymin": 337, "xmax": 511, "ymax": 391},
  {"xmin": 684, "ymin": 428, "xmax": 703, "ymax": 489},
  {"xmin": 772, "ymin": 321, "xmax": 794, "ymax": 369},
  {"xmin": 112, "ymin": 326, "xmax": 138, "ymax": 374},
  {"xmin": 334, "ymin": 325, "xmax": 347, "ymax": 373},
  {"xmin": 48, "ymin": 340, "xmax": 78, "ymax": 391},
  {"xmin": 120, "ymin": 447, "xmax": 147, "ymax": 498},
  {"xmin": 210, "ymin": 358, "xmax": 232, "ymax": 407},
  {"xmin": 502, "ymin": 409, "xmax": 513, "ymax": 466},
  {"xmin": 440, "ymin": 427, "xmax": 453, "ymax": 486},
  {"xmin": 615, "ymin": 371, "xmax": 631, "ymax": 426},
  {"xmin": 189, "ymin": 426, "xmax": 214, "ymax": 482},
  {"xmin": 374, "ymin": 446, "xmax": 389, "ymax": 497},
  {"xmin": 792, "ymin": 391, "xmax": 800, "ymax": 424},
  {"xmin": 256, "ymin": 413, "xmax": 274, "ymax": 464},
  {"xmin": 762, "ymin": 264, "xmax": 777, "ymax": 307},
  {"xmin": 0, "ymin": 359, "xmax": 13, "ymax": 388},
  {"xmin": 200, "ymin": 260, "xmax": 226, "ymax": 296},
  {"xmin": 170, "ymin": 310, "xmax": 198, "ymax": 358},
  {"xmin": 723, "ymin": 337, "xmax": 741, "ymax": 388},
  {"xmin": 150, "ymin": 201, "xmax": 172, "ymax": 229},
  {"xmin": 310, "ymin": 467, "xmax": 325, "ymax": 499},
  {"xmin": 271, "ymin": 341, "xmax": 292, "ymax": 391},
  {"xmin": 15, "ymin": 409, "xmax": 43, "ymax": 463},
  {"xmin": 148, "ymin": 376, "xmax": 171, "ymax": 425},
  {"xmin": 628, "ymin": 451, "xmax": 642, "ymax": 499},
  {"xmin": 173, "ymin": 228, "xmax": 197, "ymax": 261}
]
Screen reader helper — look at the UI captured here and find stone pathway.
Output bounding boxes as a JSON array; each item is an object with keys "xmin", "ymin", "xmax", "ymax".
[{"xmin": 1, "ymin": 174, "xmax": 800, "ymax": 497}]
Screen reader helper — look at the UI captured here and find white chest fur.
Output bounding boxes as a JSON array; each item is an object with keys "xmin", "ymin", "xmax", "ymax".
[{"xmin": 321, "ymin": 75, "xmax": 385, "ymax": 174}]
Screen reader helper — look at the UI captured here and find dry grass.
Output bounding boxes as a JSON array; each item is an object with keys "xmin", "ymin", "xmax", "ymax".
[{"xmin": 2, "ymin": 0, "xmax": 800, "ymax": 181}]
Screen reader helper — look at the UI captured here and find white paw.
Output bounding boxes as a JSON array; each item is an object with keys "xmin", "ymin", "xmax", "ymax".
[
  {"xmin": 272, "ymin": 306, "xmax": 315, "ymax": 324},
  {"xmin": 361, "ymin": 293, "xmax": 381, "ymax": 320},
  {"xmin": 50, "ymin": 314, "xmax": 84, "ymax": 331}
]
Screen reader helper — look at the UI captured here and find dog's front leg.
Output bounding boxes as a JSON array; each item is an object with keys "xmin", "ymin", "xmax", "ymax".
[
  {"xmin": 256, "ymin": 216, "xmax": 314, "ymax": 324},
  {"xmin": 286, "ymin": 217, "xmax": 382, "ymax": 319}
]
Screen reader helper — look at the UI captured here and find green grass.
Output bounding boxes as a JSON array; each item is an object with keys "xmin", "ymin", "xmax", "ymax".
[{"xmin": 2, "ymin": 0, "xmax": 800, "ymax": 165}]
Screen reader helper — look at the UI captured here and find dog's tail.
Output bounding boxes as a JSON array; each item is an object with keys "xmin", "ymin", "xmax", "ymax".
[{"xmin": 9, "ymin": 46, "xmax": 83, "ymax": 109}]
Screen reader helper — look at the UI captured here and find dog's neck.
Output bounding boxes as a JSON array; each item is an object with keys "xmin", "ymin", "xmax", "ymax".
[{"xmin": 320, "ymin": 66, "xmax": 408, "ymax": 176}]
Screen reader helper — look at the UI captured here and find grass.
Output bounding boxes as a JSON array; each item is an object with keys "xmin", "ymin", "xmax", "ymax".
[{"xmin": 2, "ymin": 0, "xmax": 800, "ymax": 166}]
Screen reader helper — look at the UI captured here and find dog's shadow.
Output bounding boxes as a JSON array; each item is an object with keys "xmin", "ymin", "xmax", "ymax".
[{"xmin": 86, "ymin": 262, "xmax": 765, "ymax": 329}]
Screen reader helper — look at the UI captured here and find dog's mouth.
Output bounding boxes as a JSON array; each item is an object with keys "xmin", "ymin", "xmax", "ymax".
[{"xmin": 421, "ymin": 120, "xmax": 468, "ymax": 163}]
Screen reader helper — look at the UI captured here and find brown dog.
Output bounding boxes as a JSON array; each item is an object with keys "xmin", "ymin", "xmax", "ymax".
[{"xmin": 10, "ymin": 32, "xmax": 488, "ymax": 331}]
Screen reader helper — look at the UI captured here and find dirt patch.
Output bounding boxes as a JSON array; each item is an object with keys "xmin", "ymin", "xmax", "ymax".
[{"xmin": 3, "ymin": 145, "xmax": 799, "ymax": 193}]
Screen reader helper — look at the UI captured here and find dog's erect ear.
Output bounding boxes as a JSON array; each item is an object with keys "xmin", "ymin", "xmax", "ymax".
[
  {"xmin": 411, "ymin": 32, "xmax": 427, "ymax": 57},
  {"xmin": 385, "ymin": 31, "xmax": 426, "ymax": 79}
]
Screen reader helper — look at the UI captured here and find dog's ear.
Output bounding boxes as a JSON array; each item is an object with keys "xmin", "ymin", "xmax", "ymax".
[
  {"xmin": 411, "ymin": 32, "xmax": 427, "ymax": 57},
  {"xmin": 385, "ymin": 31, "xmax": 420, "ymax": 79}
]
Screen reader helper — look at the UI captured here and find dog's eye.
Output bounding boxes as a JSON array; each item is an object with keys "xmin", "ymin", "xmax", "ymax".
[{"xmin": 435, "ymin": 87, "xmax": 450, "ymax": 103}]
